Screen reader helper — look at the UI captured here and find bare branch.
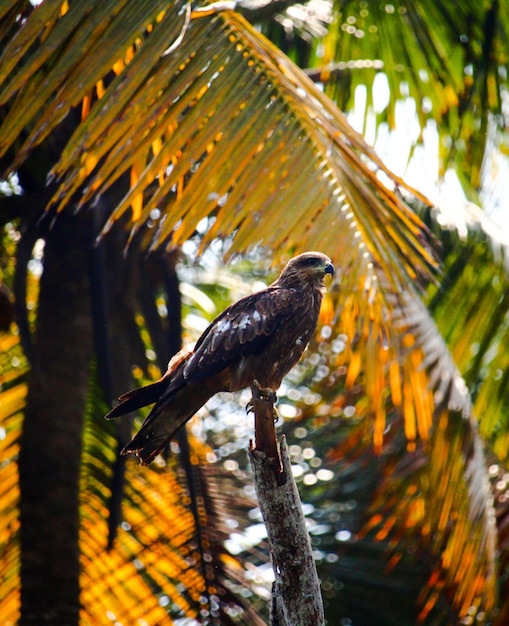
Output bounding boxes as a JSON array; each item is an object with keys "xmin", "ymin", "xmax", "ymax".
[{"xmin": 248, "ymin": 387, "xmax": 324, "ymax": 626}]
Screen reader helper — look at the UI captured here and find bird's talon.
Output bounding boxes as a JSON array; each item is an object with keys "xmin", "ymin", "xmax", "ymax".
[{"xmin": 273, "ymin": 406, "xmax": 280, "ymax": 423}]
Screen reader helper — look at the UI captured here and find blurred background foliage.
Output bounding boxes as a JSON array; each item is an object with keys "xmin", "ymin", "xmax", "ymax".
[{"xmin": 1, "ymin": 1, "xmax": 509, "ymax": 625}]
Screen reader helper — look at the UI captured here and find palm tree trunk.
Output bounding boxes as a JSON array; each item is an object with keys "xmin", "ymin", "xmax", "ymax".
[{"xmin": 19, "ymin": 212, "xmax": 93, "ymax": 625}]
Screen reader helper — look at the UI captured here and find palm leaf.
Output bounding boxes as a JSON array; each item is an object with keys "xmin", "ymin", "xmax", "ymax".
[
  {"xmin": 279, "ymin": 295, "xmax": 498, "ymax": 623},
  {"xmin": 1, "ymin": 2, "xmax": 503, "ymax": 623},
  {"xmin": 384, "ymin": 294, "xmax": 497, "ymax": 622},
  {"xmin": 0, "ymin": 332, "xmax": 27, "ymax": 624},
  {"xmin": 0, "ymin": 0, "xmax": 441, "ymax": 456},
  {"xmin": 78, "ymin": 365, "xmax": 266, "ymax": 624},
  {"xmin": 425, "ymin": 207, "xmax": 509, "ymax": 466},
  {"xmin": 309, "ymin": 0, "xmax": 509, "ymax": 196},
  {"xmin": 0, "ymin": 2, "xmax": 436, "ymax": 280}
]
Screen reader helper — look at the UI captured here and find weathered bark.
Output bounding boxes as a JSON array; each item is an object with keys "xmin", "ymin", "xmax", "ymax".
[
  {"xmin": 19, "ymin": 211, "xmax": 93, "ymax": 625},
  {"xmin": 248, "ymin": 386, "xmax": 324, "ymax": 626}
]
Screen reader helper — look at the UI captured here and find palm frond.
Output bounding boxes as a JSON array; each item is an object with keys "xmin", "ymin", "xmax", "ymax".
[
  {"xmin": 425, "ymin": 204, "xmax": 509, "ymax": 465},
  {"xmin": 1, "ymin": 3, "xmax": 504, "ymax": 623},
  {"xmin": 79, "ymin": 370, "xmax": 266, "ymax": 624},
  {"xmin": 366, "ymin": 293, "xmax": 497, "ymax": 623},
  {"xmin": 0, "ymin": 332, "xmax": 27, "ymax": 624},
  {"xmin": 311, "ymin": 0, "xmax": 509, "ymax": 196},
  {"xmin": 280, "ymin": 299, "xmax": 498, "ymax": 624},
  {"xmin": 0, "ymin": 0, "xmax": 442, "ymax": 459},
  {"xmin": 0, "ymin": 2, "xmax": 436, "ymax": 284}
]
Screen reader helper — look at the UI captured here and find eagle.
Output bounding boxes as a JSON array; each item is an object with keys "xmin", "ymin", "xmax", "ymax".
[{"xmin": 106, "ymin": 251, "xmax": 334, "ymax": 465}]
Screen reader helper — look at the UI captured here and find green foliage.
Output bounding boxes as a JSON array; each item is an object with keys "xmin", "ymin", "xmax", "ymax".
[{"xmin": 1, "ymin": 1, "xmax": 509, "ymax": 625}]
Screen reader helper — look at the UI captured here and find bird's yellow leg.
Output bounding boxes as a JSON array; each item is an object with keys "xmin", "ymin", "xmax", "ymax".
[{"xmin": 247, "ymin": 380, "xmax": 279, "ymax": 421}]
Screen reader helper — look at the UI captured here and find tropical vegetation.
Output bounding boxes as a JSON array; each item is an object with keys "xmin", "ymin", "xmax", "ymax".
[{"xmin": 0, "ymin": 1, "xmax": 508, "ymax": 624}]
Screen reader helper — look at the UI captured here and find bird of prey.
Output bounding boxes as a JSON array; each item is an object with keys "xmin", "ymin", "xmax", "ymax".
[{"xmin": 106, "ymin": 251, "xmax": 334, "ymax": 465}]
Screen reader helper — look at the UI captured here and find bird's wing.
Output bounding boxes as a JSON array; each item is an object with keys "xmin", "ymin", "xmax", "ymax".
[{"xmin": 183, "ymin": 286, "xmax": 297, "ymax": 382}]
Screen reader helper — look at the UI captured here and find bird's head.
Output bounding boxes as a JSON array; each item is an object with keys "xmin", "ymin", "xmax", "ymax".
[{"xmin": 278, "ymin": 252, "xmax": 334, "ymax": 287}]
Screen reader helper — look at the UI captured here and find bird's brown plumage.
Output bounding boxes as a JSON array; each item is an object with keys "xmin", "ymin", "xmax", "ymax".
[{"xmin": 106, "ymin": 252, "xmax": 334, "ymax": 464}]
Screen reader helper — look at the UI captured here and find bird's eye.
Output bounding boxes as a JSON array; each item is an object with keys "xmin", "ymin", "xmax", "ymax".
[{"xmin": 304, "ymin": 257, "xmax": 320, "ymax": 267}]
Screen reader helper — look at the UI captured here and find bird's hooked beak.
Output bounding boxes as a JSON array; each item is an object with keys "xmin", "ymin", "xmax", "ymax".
[{"xmin": 324, "ymin": 262, "xmax": 335, "ymax": 278}]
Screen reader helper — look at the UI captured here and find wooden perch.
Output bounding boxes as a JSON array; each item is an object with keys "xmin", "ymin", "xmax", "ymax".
[
  {"xmin": 250, "ymin": 380, "xmax": 282, "ymax": 477},
  {"xmin": 248, "ymin": 385, "xmax": 325, "ymax": 626}
]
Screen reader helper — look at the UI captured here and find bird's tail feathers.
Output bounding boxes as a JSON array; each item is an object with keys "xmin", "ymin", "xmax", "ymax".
[
  {"xmin": 121, "ymin": 427, "xmax": 185, "ymax": 466},
  {"xmin": 120, "ymin": 389, "xmax": 201, "ymax": 465},
  {"xmin": 121, "ymin": 372, "xmax": 227, "ymax": 465},
  {"xmin": 105, "ymin": 344, "xmax": 195, "ymax": 420},
  {"xmin": 104, "ymin": 379, "xmax": 168, "ymax": 419}
]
